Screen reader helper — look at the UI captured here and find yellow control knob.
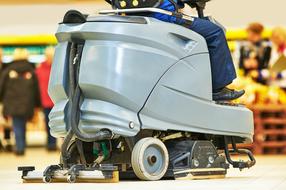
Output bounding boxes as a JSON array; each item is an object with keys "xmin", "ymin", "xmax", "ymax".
[
  {"xmin": 132, "ymin": 0, "xmax": 139, "ymax": 7},
  {"xmin": 120, "ymin": 1, "xmax": 127, "ymax": 8}
]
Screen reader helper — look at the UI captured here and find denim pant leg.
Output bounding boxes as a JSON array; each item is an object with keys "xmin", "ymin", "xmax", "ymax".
[
  {"xmin": 43, "ymin": 108, "xmax": 56, "ymax": 148},
  {"xmin": 12, "ymin": 116, "xmax": 27, "ymax": 152},
  {"xmin": 152, "ymin": 1, "xmax": 236, "ymax": 90},
  {"xmin": 189, "ymin": 18, "xmax": 237, "ymax": 90}
]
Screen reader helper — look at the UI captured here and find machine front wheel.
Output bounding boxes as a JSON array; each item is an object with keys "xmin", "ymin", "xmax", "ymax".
[
  {"xmin": 131, "ymin": 137, "xmax": 169, "ymax": 181},
  {"xmin": 67, "ymin": 175, "xmax": 77, "ymax": 183},
  {"xmin": 43, "ymin": 176, "xmax": 52, "ymax": 183}
]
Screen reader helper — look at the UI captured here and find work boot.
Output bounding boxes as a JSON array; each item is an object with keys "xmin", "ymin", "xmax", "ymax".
[{"xmin": 213, "ymin": 87, "xmax": 245, "ymax": 101}]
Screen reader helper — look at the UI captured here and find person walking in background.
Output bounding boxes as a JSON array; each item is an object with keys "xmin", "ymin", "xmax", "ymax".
[
  {"xmin": 36, "ymin": 47, "xmax": 57, "ymax": 151},
  {"xmin": 0, "ymin": 48, "xmax": 41, "ymax": 155},
  {"xmin": 269, "ymin": 27, "xmax": 286, "ymax": 89},
  {"xmin": 0, "ymin": 48, "xmax": 3, "ymax": 151},
  {"xmin": 238, "ymin": 23, "xmax": 272, "ymax": 85},
  {"xmin": 0, "ymin": 48, "xmax": 3, "ymax": 70},
  {"xmin": 0, "ymin": 48, "xmax": 13, "ymax": 152},
  {"xmin": 271, "ymin": 27, "xmax": 286, "ymax": 59}
]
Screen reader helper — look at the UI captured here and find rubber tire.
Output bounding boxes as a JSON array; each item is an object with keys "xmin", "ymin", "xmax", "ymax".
[
  {"xmin": 67, "ymin": 175, "xmax": 76, "ymax": 183},
  {"xmin": 43, "ymin": 176, "xmax": 52, "ymax": 183},
  {"xmin": 131, "ymin": 137, "xmax": 169, "ymax": 181}
]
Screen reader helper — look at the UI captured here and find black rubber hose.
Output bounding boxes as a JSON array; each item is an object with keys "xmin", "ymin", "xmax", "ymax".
[
  {"xmin": 69, "ymin": 43, "xmax": 77, "ymax": 96},
  {"xmin": 75, "ymin": 139, "xmax": 87, "ymax": 165},
  {"xmin": 60, "ymin": 130, "xmax": 74, "ymax": 168},
  {"xmin": 70, "ymin": 84, "xmax": 113, "ymax": 142},
  {"xmin": 60, "ymin": 43, "xmax": 77, "ymax": 168},
  {"xmin": 68, "ymin": 43, "xmax": 113, "ymax": 142}
]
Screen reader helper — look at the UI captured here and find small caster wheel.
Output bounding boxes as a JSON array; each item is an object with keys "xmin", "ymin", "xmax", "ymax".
[
  {"xmin": 67, "ymin": 175, "xmax": 76, "ymax": 183},
  {"xmin": 131, "ymin": 137, "xmax": 169, "ymax": 181},
  {"xmin": 43, "ymin": 176, "xmax": 52, "ymax": 183}
]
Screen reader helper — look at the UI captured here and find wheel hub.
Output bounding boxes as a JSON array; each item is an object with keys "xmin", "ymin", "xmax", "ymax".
[
  {"xmin": 143, "ymin": 145, "xmax": 164, "ymax": 175},
  {"xmin": 148, "ymin": 155, "xmax": 157, "ymax": 165}
]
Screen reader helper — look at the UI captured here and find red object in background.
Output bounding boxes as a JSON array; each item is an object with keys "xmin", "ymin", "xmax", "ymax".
[
  {"xmin": 278, "ymin": 44, "xmax": 286, "ymax": 54},
  {"xmin": 35, "ymin": 61, "xmax": 53, "ymax": 108}
]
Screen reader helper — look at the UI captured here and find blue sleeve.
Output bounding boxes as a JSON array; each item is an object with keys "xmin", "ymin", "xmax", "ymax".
[{"xmin": 151, "ymin": 0, "xmax": 178, "ymax": 24}]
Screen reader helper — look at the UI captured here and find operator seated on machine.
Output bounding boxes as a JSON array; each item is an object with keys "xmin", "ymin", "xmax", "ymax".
[{"xmin": 150, "ymin": 0, "xmax": 244, "ymax": 101}]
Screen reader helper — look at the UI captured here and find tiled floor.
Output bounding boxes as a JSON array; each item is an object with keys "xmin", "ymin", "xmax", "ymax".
[{"xmin": 0, "ymin": 148, "xmax": 285, "ymax": 190}]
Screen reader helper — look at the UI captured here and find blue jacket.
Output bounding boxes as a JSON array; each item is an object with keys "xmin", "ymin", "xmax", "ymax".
[{"xmin": 152, "ymin": 0, "xmax": 184, "ymax": 24}]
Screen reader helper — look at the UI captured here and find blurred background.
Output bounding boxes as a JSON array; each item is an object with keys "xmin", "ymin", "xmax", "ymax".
[{"xmin": 0, "ymin": 0, "xmax": 286, "ymax": 157}]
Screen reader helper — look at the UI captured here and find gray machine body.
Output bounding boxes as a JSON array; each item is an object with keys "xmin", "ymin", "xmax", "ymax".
[{"xmin": 48, "ymin": 15, "xmax": 254, "ymax": 142}]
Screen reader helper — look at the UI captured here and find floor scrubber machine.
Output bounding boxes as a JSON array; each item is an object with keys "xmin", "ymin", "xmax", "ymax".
[{"xmin": 19, "ymin": 0, "xmax": 256, "ymax": 182}]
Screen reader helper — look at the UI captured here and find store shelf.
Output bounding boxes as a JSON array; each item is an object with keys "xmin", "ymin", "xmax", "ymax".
[{"xmin": 245, "ymin": 104, "xmax": 286, "ymax": 154}]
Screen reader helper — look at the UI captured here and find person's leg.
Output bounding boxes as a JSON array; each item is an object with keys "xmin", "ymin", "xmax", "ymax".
[
  {"xmin": 12, "ymin": 116, "xmax": 27, "ymax": 155},
  {"xmin": 188, "ymin": 18, "xmax": 245, "ymax": 101},
  {"xmin": 43, "ymin": 108, "xmax": 56, "ymax": 150},
  {"xmin": 188, "ymin": 18, "xmax": 236, "ymax": 90},
  {"xmin": 0, "ymin": 139, "xmax": 3, "ymax": 151},
  {"xmin": 4, "ymin": 126, "xmax": 13, "ymax": 152},
  {"xmin": 151, "ymin": 3, "xmax": 244, "ymax": 100},
  {"xmin": 153, "ymin": 0, "xmax": 236, "ymax": 88}
]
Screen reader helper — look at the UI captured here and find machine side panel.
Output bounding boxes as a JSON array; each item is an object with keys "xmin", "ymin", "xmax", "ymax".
[
  {"xmin": 77, "ymin": 40, "xmax": 177, "ymax": 136},
  {"xmin": 78, "ymin": 40, "xmax": 176, "ymax": 112},
  {"xmin": 79, "ymin": 99, "xmax": 140, "ymax": 137},
  {"xmin": 154, "ymin": 54, "xmax": 213, "ymax": 101},
  {"xmin": 49, "ymin": 100, "xmax": 68, "ymax": 137},
  {"xmin": 140, "ymin": 54, "xmax": 254, "ymax": 142},
  {"xmin": 48, "ymin": 42, "xmax": 69, "ymax": 102},
  {"xmin": 48, "ymin": 42, "xmax": 69, "ymax": 137}
]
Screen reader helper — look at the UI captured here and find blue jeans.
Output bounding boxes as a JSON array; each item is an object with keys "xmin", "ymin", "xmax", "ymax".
[
  {"xmin": 12, "ymin": 117, "xmax": 27, "ymax": 152},
  {"xmin": 43, "ymin": 108, "xmax": 57, "ymax": 149},
  {"xmin": 151, "ymin": 1, "xmax": 236, "ymax": 90}
]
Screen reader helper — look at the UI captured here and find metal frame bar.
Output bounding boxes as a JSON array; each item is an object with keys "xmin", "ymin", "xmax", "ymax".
[{"xmin": 224, "ymin": 136, "xmax": 256, "ymax": 170}]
